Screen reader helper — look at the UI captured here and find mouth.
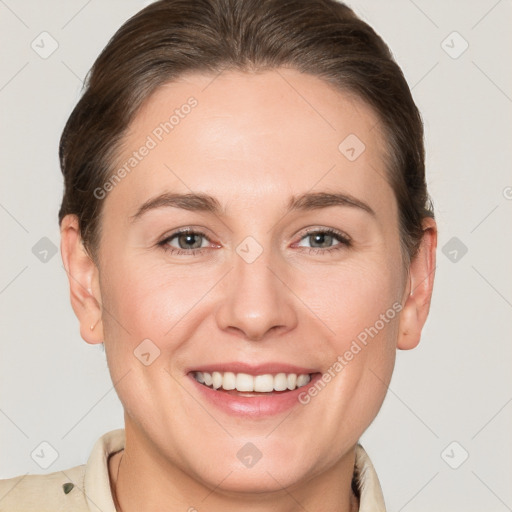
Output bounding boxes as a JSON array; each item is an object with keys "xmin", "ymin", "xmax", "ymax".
[
  {"xmin": 191, "ymin": 371, "xmax": 314, "ymax": 396},
  {"xmin": 186, "ymin": 363, "xmax": 321, "ymax": 416}
]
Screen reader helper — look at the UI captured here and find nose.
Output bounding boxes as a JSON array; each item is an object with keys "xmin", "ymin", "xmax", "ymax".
[{"xmin": 215, "ymin": 245, "xmax": 298, "ymax": 342}]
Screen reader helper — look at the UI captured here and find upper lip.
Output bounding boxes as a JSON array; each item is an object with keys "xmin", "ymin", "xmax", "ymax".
[{"xmin": 188, "ymin": 362, "xmax": 319, "ymax": 375}]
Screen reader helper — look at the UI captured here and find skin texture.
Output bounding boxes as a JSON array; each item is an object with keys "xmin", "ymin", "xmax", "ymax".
[{"xmin": 61, "ymin": 68, "xmax": 437, "ymax": 512}]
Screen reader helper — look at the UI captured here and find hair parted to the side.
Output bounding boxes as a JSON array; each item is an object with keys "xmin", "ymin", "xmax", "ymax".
[{"xmin": 58, "ymin": 0, "xmax": 434, "ymax": 264}]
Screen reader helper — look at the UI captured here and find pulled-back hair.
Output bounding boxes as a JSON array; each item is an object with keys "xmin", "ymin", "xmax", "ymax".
[{"xmin": 59, "ymin": 0, "xmax": 434, "ymax": 263}]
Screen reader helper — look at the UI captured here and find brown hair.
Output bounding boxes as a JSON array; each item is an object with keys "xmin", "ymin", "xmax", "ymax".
[{"xmin": 59, "ymin": 0, "xmax": 434, "ymax": 263}]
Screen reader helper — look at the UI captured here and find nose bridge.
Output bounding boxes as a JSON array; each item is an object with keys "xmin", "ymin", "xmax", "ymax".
[{"xmin": 215, "ymin": 237, "xmax": 297, "ymax": 340}]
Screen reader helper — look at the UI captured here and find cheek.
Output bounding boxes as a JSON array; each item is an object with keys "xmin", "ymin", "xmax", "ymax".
[
  {"xmin": 99, "ymin": 258, "xmax": 220, "ymax": 359},
  {"xmin": 295, "ymin": 258, "xmax": 401, "ymax": 407},
  {"xmin": 297, "ymin": 258, "xmax": 403, "ymax": 346},
  {"xmin": 98, "ymin": 262, "xmax": 198, "ymax": 418},
  {"xmin": 293, "ymin": 263, "xmax": 400, "ymax": 449}
]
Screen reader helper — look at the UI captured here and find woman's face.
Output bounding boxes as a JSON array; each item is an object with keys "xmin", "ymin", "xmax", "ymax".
[{"xmin": 89, "ymin": 69, "xmax": 413, "ymax": 490}]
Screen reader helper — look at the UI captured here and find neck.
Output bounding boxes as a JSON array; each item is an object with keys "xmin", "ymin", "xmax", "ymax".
[{"xmin": 109, "ymin": 425, "xmax": 359, "ymax": 512}]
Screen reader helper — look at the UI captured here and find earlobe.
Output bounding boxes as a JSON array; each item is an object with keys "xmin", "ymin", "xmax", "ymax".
[
  {"xmin": 397, "ymin": 217, "xmax": 437, "ymax": 350},
  {"xmin": 60, "ymin": 214, "xmax": 104, "ymax": 345}
]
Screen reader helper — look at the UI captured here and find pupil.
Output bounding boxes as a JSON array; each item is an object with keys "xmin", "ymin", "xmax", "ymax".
[
  {"xmin": 311, "ymin": 233, "xmax": 332, "ymax": 248},
  {"xmin": 179, "ymin": 234, "xmax": 201, "ymax": 249}
]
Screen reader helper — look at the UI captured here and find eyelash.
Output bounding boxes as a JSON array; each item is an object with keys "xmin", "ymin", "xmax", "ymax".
[{"xmin": 157, "ymin": 227, "xmax": 351, "ymax": 257}]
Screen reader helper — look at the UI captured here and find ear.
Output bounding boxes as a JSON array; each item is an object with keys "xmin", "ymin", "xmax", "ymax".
[
  {"xmin": 60, "ymin": 214, "xmax": 104, "ymax": 345},
  {"xmin": 397, "ymin": 217, "xmax": 437, "ymax": 350}
]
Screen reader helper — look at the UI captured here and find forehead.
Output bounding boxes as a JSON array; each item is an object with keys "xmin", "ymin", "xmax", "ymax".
[{"xmin": 104, "ymin": 68, "xmax": 394, "ymax": 219}]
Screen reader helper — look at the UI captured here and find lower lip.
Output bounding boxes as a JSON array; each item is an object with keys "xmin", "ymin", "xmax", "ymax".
[{"xmin": 188, "ymin": 373, "xmax": 322, "ymax": 417}]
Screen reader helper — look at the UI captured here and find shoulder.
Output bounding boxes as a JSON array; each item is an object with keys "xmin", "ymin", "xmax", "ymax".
[
  {"xmin": 0, "ymin": 463, "xmax": 88, "ymax": 512},
  {"xmin": 0, "ymin": 428, "xmax": 124, "ymax": 512}
]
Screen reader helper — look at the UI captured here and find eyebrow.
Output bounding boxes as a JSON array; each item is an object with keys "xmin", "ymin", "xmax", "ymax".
[{"xmin": 129, "ymin": 190, "xmax": 375, "ymax": 223}]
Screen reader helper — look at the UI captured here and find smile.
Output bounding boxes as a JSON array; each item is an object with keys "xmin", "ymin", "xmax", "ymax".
[
  {"xmin": 187, "ymin": 363, "xmax": 321, "ymax": 416},
  {"xmin": 192, "ymin": 371, "xmax": 312, "ymax": 393}
]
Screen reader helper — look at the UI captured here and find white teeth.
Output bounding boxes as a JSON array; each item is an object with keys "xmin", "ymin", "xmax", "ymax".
[
  {"xmin": 193, "ymin": 371, "xmax": 312, "ymax": 392},
  {"xmin": 203, "ymin": 372, "xmax": 213, "ymax": 386},
  {"xmin": 223, "ymin": 371, "xmax": 236, "ymax": 390},
  {"xmin": 274, "ymin": 373, "xmax": 288, "ymax": 391},
  {"xmin": 236, "ymin": 373, "xmax": 254, "ymax": 392},
  {"xmin": 212, "ymin": 371, "xmax": 223, "ymax": 389},
  {"xmin": 254, "ymin": 374, "xmax": 274, "ymax": 392},
  {"xmin": 296, "ymin": 374, "xmax": 310, "ymax": 387},
  {"xmin": 287, "ymin": 373, "xmax": 297, "ymax": 390}
]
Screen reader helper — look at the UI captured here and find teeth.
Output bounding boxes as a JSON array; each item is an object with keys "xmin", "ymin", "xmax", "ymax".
[
  {"xmin": 287, "ymin": 373, "xmax": 297, "ymax": 390},
  {"xmin": 212, "ymin": 371, "xmax": 223, "ymax": 389},
  {"xmin": 193, "ymin": 371, "xmax": 312, "ymax": 392},
  {"xmin": 296, "ymin": 374, "xmax": 310, "ymax": 387},
  {"xmin": 254, "ymin": 374, "xmax": 273, "ymax": 392},
  {"xmin": 223, "ymin": 371, "xmax": 236, "ymax": 390},
  {"xmin": 236, "ymin": 373, "xmax": 254, "ymax": 392},
  {"xmin": 274, "ymin": 373, "xmax": 288, "ymax": 391}
]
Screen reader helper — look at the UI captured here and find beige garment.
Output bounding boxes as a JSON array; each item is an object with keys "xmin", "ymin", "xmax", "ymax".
[{"xmin": 0, "ymin": 429, "xmax": 386, "ymax": 511}]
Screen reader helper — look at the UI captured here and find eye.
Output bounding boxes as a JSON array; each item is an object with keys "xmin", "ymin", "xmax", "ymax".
[
  {"xmin": 158, "ymin": 229, "xmax": 213, "ymax": 256},
  {"xmin": 295, "ymin": 228, "xmax": 351, "ymax": 254},
  {"xmin": 157, "ymin": 227, "xmax": 351, "ymax": 257}
]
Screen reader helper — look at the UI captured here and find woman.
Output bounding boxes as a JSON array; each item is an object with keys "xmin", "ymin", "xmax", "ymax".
[{"xmin": 0, "ymin": 0, "xmax": 436, "ymax": 510}]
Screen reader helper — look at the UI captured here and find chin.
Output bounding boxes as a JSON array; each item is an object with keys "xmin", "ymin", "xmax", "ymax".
[{"xmin": 202, "ymin": 463, "xmax": 308, "ymax": 495}]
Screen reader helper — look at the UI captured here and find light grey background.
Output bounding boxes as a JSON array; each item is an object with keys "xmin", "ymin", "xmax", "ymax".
[{"xmin": 1, "ymin": 1, "xmax": 511, "ymax": 511}]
